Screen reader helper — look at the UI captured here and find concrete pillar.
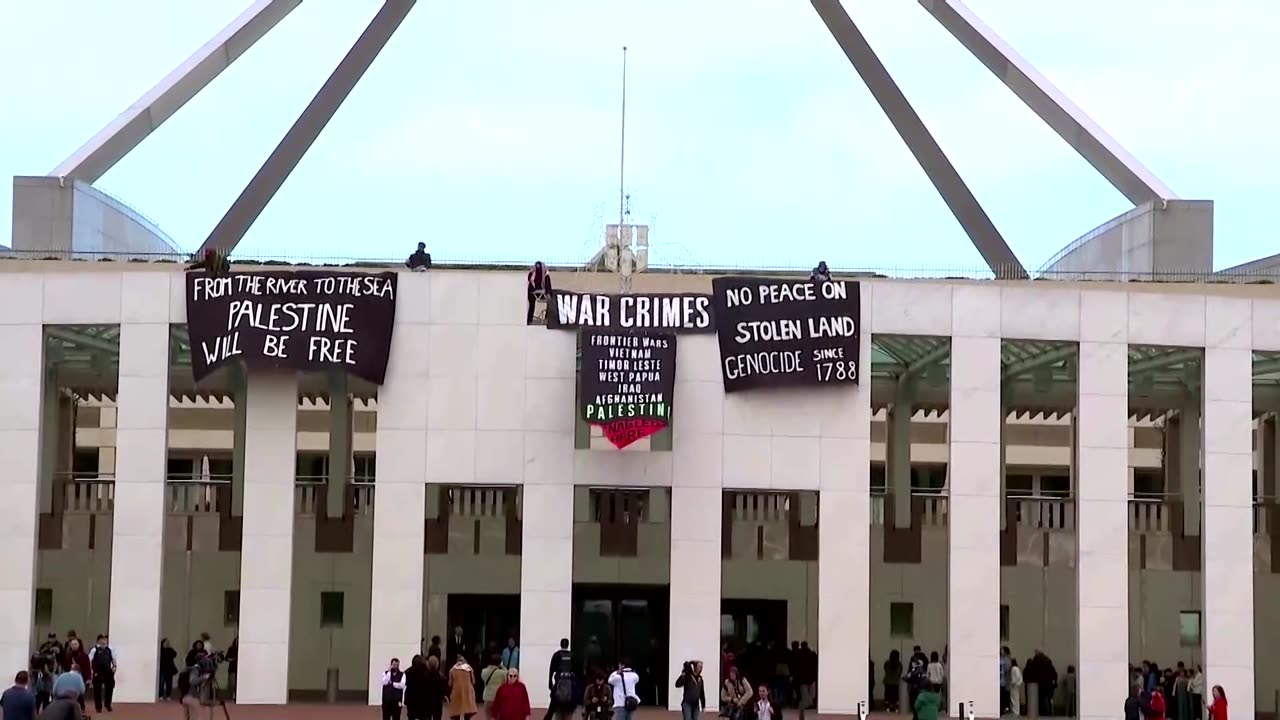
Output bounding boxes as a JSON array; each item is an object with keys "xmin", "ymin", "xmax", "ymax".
[
  {"xmin": 1075, "ymin": 315, "xmax": 1131, "ymax": 720},
  {"xmin": 1261, "ymin": 416, "xmax": 1277, "ymax": 500},
  {"xmin": 236, "ymin": 372, "xmax": 299, "ymax": 705},
  {"xmin": 520, "ymin": 483, "xmax": 573, "ymax": 709},
  {"xmin": 668, "ymin": 486, "xmax": 722, "ymax": 711},
  {"xmin": 327, "ymin": 372, "xmax": 352, "ymax": 519},
  {"xmin": 946, "ymin": 288, "xmax": 1001, "ymax": 719},
  {"xmin": 889, "ymin": 380, "xmax": 913, "ymax": 528},
  {"xmin": 0, "ymin": 322, "xmax": 44, "ymax": 673},
  {"xmin": 1180, "ymin": 398, "xmax": 1202, "ymax": 535},
  {"xmin": 38, "ymin": 368, "xmax": 62, "ymax": 515},
  {"xmin": 231, "ymin": 368, "xmax": 247, "ymax": 517},
  {"xmin": 816, "ymin": 284, "xmax": 872, "ymax": 716},
  {"xmin": 1201, "ymin": 323, "xmax": 1254, "ymax": 719},
  {"xmin": 1166, "ymin": 416, "xmax": 1181, "ymax": 499},
  {"xmin": 367, "ymin": 329, "xmax": 428, "ymax": 704},
  {"xmin": 108, "ymin": 322, "xmax": 171, "ymax": 702},
  {"xmin": 1001, "ymin": 403, "xmax": 1011, "ymax": 529}
]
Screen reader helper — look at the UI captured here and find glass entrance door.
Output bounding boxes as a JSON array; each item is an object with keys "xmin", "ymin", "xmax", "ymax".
[
  {"xmin": 572, "ymin": 584, "xmax": 669, "ymax": 706},
  {"xmin": 447, "ymin": 593, "xmax": 520, "ymax": 662}
]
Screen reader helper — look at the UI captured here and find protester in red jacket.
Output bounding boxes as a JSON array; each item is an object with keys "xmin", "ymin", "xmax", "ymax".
[{"xmin": 492, "ymin": 669, "xmax": 532, "ymax": 720}]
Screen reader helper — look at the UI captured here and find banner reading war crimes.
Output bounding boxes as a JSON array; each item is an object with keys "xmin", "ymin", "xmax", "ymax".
[
  {"xmin": 186, "ymin": 271, "xmax": 398, "ymax": 385},
  {"xmin": 578, "ymin": 330, "xmax": 678, "ymax": 450},
  {"xmin": 547, "ymin": 290, "xmax": 714, "ymax": 333},
  {"xmin": 711, "ymin": 276, "xmax": 860, "ymax": 393}
]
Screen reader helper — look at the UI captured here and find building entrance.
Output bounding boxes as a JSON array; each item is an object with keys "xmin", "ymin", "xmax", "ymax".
[
  {"xmin": 720, "ymin": 598, "xmax": 788, "ymax": 649},
  {"xmin": 571, "ymin": 584, "xmax": 669, "ymax": 706},
  {"xmin": 447, "ymin": 593, "xmax": 520, "ymax": 662}
]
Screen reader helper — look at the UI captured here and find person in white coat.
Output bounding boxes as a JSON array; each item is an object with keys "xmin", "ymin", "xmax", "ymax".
[
  {"xmin": 1008, "ymin": 659, "xmax": 1024, "ymax": 716},
  {"xmin": 608, "ymin": 662, "xmax": 641, "ymax": 720}
]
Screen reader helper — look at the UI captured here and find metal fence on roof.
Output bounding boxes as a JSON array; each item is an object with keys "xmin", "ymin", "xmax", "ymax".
[{"xmin": 2, "ymin": 247, "xmax": 1280, "ymax": 284}]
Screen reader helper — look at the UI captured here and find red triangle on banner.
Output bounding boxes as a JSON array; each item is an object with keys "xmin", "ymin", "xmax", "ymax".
[{"xmin": 599, "ymin": 419, "xmax": 667, "ymax": 449}]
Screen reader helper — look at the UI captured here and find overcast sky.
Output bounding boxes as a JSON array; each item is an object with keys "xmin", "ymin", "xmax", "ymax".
[{"xmin": 1, "ymin": 0, "xmax": 1274, "ymax": 271}]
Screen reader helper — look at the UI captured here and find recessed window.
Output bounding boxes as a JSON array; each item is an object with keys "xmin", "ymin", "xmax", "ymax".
[
  {"xmin": 296, "ymin": 453, "xmax": 329, "ymax": 481},
  {"xmin": 1006, "ymin": 474, "xmax": 1034, "ymax": 498},
  {"xmin": 1039, "ymin": 474, "xmax": 1071, "ymax": 498},
  {"xmin": 34, "ymin": 588, "xmax": 53, "ymax": 625},
  {"xmin": 72, "ymin": 451, "xmax": 99, "ymax": 477},
  {"xmin": 1179, "ymin": 611, "xmax": 1201, "ymax": 648},
  {"xmin": 354, "ymin": 453, "xmax": 376, "ymax": 483},
  {"xmin": 889, "ymin": 602, "xmax": 914, "ymax": 638},
  {"xmin": 870, "ymin": 464, "xmax": 887, "ymax": 492},
  {"xmin": 321, "ymin": 592, "xmax": 345, "ymax": 628},
  {"xmin": 167, "ymin": 457, "xmax": 196, "ymax": 481},
  {"xmin": 1000, "ymin": 605, "xmax": 1010, "ymax": 641},
  {"xmin": 223, "ymin": 591, "xmax": 240, "ymax": 626}
]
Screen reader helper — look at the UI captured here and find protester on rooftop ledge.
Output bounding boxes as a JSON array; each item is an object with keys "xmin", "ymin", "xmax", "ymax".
[
  {"xmin": 407, "ymin": 242, "xmax": 433, "ymax": 271},
  {"xmin": 809, "ymin": 261, "xmax": 831, "ymax": 283},
  {"xmin": 527, "ymin": 261, "xmax": 554, "ymax": 325},
  {"xmin": 187, "ymin": 249, "xmax": 229, "ymax": 276}
]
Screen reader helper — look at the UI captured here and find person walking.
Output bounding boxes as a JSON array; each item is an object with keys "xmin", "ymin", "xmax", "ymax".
[
  {"xmin": 383, "ymin": 657, "xmax": 408, "ymax": 720},
  {"xmin": 491, "ymin": 669, "xmax": 532, "ymax": 720},
  {"xmin": 1, "ymin": 671, "xmax": 37, "ymax": 720},
  {"xmin": 159, "ymin": 638, "xmax": 179, "ymax": 700},
  {"xmin": 89, "ymin": 633, "xmax": 117, "ymax": 713},
  {"xmin": 481, "ymin": 654, "xmax": 510, "ymax": 719},
  {"xmin": 676, "ymin": 661, "xmax": 707, "ymax": 720},
  {"xmin": 52, "ymin": 662, "xmax": 87, "ymax": 714},
  {"xmin": 1205, "ymin": 686, "xmax": 1228, "ymax": 720},
  {"xmin": 448, "ymin": 654, "xmax": 479, "ymax": 720}
]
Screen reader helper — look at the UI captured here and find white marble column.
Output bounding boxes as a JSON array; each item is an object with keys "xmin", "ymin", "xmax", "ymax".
[
  {"xmin": 1201, "ymin": 298, "xmax": 1254, "ymax": 718},
  {"xmin": 817, "ymin": 283, "xmax": 872, "ymax": 714},
  {"xmin": 0, "ymin": 321, "xmax": 44, "ymax": 673},
  {"xmin": 1075, "ymin": 292, "xmax": 1130, "ymax": 720},
  {"xmin": 668, "ymin": 486, "xmax": 722, "ymax": 711},
  {"xmin": 108, "ymin": 322, "xmax": 172, "ymax": 702},
  {"xmin": 236, "ymin": 372, "xmax": 299, "ymax": 705},
  {"xmin": 368, "ymin": 324, "xmax": 429, "ymax": 704},
  {"xmin": 520, "ymin": 483, "xmax": 573, "ymax": 709},
  {"xmin": 947, "ymin": 288, "xmax": 1001, "ymax": 718}
]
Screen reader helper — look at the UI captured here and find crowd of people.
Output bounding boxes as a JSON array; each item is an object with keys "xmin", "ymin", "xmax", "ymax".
[{"xmin": 1124, "ymin": 662, "xmax": 1230, "ymax": 720}]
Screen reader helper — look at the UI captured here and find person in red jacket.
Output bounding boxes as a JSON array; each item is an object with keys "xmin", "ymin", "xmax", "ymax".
[
  {"xmin": 492, "ymin": 669, "xmax": 532, "ymax": 720},
  {"xmin": 1206, "ymin": 685, "xmax": 1228, "ymax": 720},
  {"xmin": 1148, "ymin": 689, "xmax": 1168, "ymax": 720}
]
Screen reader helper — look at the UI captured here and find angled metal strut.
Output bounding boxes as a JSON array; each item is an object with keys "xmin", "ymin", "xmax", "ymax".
[
  {"xmin": 51, "ymin": 0, "xmax": 304, "ymax": 184},
  {"xmin": 200, "ymin": 0, "xmax": 416, "ymax": 255},
  {"xmin": 810, "ymin": 0, "xmax": 1029, "ymax": 280},
  {"xmin": 918, "ymin": 0, "xmax": 1176, "ymax": 205}
]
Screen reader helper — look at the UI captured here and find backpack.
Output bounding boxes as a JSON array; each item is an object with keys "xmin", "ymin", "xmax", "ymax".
[
  {"xmin": 92, "ymin": 647, "xmax": 114, "ymax": 675},
  {"xmin": 553, "ymin": 673, "xmax": 574, "ymax": 705}
]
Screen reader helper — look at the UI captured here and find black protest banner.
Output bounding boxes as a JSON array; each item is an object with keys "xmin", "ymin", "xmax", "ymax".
[
  {"xmin": 710, "ymin": 276, "xmax": 861, "ymax": 393},
  {"xmin": 578, "ymin": 330, "xmax": 678, "ymax": 449},
  {"xmin": 186, "ymin": 271, "xmax": 398, "ymax": 384},
  {"xmin": 547, "ymin": 291, "xmax": 714, "ymax": 333}
]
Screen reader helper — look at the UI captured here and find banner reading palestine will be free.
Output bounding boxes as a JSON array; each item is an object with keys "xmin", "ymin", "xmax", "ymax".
[{"xmin": 578, "ymin": 330, "xmax": 678, "ymax": 449}]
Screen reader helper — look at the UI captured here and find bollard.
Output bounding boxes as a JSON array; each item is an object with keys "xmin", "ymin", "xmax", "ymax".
[
  {"xmin": 901, "ymin": 683, "xmax": 911, "ymax": 713},
  {"xmin": 325, "ymin": 666, "xmax": 340, "ymax": 703},
  {"xmin": 1027, "ymin": 682, "xmax": 1039, "ymax": 720},
  {"xmin": 859, "ymin": 700, "xmax": 869, "ymax": 720},
  {"xmin": 966, "ymin": 700, "xmax": 976, "ymax": 720}
]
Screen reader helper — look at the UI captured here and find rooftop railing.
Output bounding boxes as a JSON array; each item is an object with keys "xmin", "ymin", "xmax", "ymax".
[{"xmin": 3, "ymin": 248, "xmax": 1280, "ymax": 284}]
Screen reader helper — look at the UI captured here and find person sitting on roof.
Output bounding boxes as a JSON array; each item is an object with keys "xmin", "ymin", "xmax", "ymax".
[
  {"xmin": 187, "ymin": 249, "xmax": 230, "ymax": 276},
  {"xmin": 810, "ymin": 261, "xmax": 831, "ymax": 283},
  {"xmin": 527, "ymin": 261, "xmax": 553, "ymax": 325},
  {"xmin": 407, "ymin": 242, "xmax": 433, "ymax": 271}
]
